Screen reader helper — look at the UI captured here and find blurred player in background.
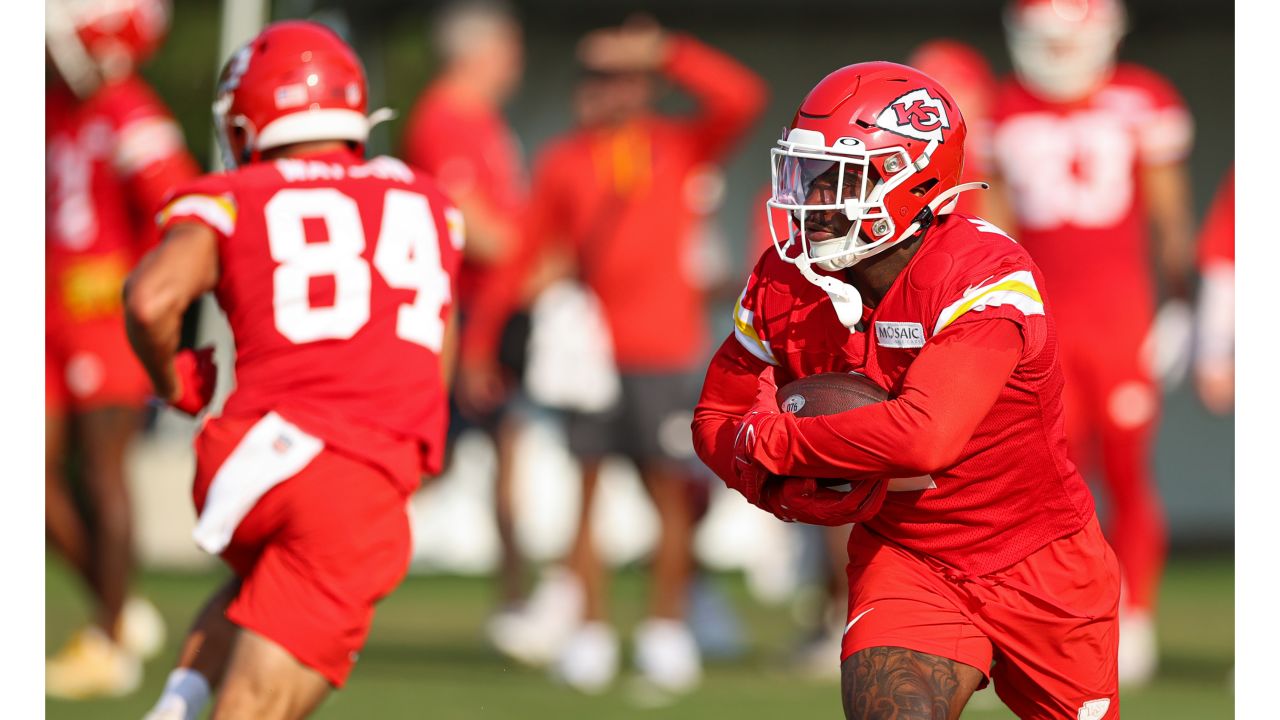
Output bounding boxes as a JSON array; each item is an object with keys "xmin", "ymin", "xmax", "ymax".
[
  {"xmin": 126, "ymin": 22, "xmax": 462, "ymax": 719},
  {"xmin": 695, "ymin": 61, "xmax": 1120, "ymax": 719},
  {"xmin": 986, "ymin": 0, "xmax": 1195, "ymax": 684},
  {"xmin": 462, "ymin": 16, "xmax": 765, "ymax": 694},
  {"xmin": 1195, "ymin": 167, "xmax": 1234, "ymax": 415},
  {"xmin": 401, "ymin": 0, "xmax": 531, "ymax": 645},
  {"xmin": 906, "ymin": 39, "xmax": 997, "ymax": 217},
  {"xmin": 45, "ymin": 0, "xmax": 198, "ymax": 699}
]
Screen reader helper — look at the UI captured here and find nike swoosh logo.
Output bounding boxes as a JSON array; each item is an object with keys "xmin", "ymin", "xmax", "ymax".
[
  {"xmin": 844, "ymin": 607, "xmax": 875, "ymax": 635},
  {"xmin": 963, "ymin": 276, "xmax": 995, "ymax": 297}
]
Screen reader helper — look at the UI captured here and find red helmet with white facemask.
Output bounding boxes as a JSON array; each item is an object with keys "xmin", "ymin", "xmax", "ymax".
[
  {"xmin": 766, "ymin": 62, "xmax": 981, "ymax": 325},
  {"xmin": 46, "ymin": 0, "xmax": 171, "ymax": 97},
  {"xmin": 214, "ymin": 21, "xmax": 388, "ymax": 169},
  {"xmin": 1005, "ymin": 0, "xmax": 1127, "ymax": 102}
]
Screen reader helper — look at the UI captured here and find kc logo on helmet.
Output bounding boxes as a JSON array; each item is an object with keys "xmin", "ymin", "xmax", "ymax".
[{"xmin": 874, "ymin": 88, "xmax": 951, "ymax": 143}]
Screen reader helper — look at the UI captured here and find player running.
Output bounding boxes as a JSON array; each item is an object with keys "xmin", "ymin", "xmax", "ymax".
[
  {"xmin": 125, "ymin": 22, "xmax": 461, "ymax": 720},
  {"xmin": 985, "ymin": 0, "xmax": 1196, "ymax": 683},
  {"xmin": 692, "ymin": 62, "xmax": 1120, "ymax": 719},
  {"xmin": 45, "ymin": 0, "xmax": 198, "ymax": 699}
]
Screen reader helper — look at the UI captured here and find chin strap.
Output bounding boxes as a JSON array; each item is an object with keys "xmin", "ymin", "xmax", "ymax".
[
  {"xmin": 793, "ymin": 182, "xmax": 989, "ymax": 332},
  {"xmin": 368, "ymin": 107, "xmax": 397, "ymax": 130},
  {"xmin": 796, "ymin": 255, "xmax": 863, "ymax": 331},
  {"xmin": 892, "ymin": 181, "xmax": 990, "ymax": 244}
]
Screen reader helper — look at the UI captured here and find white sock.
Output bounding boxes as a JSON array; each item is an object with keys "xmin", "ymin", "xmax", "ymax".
[{"xmin": 146, "ymin": 668, "xmax": 211, "ymax": 720}]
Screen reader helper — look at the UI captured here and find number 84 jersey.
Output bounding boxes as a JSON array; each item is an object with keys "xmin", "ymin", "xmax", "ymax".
[{"xmin": 157, "ymin": 150, "xmax": 464, "ymax": 480}]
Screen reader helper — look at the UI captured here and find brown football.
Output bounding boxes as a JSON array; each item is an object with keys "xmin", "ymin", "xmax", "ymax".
[
  {"xmin": 775, "ymin": 372, "xmax": 887, "ymax": 418},
  {"xmin": 774, "ymin": 372, "xmax": 886, "ymax": 490}
]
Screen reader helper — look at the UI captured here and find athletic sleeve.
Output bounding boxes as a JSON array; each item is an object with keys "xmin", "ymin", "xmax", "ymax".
[
  {"xmin": 662, "ymin": 34, "xmax": 768, "ymax": 163},
  {"xmin": 745, "ymin": 318, "xmax": 1024, "ymax": 480},
  {"xmin": 692, "ymin": 334, "xmax": 771, "ymax": 486},
  {"xmin": 932, "ymin": 261, "xmax": 1048, "ymax": 361},
  {"xmin": 732, "ymin": 263, "xmax": 780, "ymax": 367},
  {"xmin": 155, "ymin": 174, "xmax": 238, "ymax": 244}
]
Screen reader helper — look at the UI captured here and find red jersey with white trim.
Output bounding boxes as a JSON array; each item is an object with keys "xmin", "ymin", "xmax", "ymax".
[
  {"xmin": 157, "ymin": 150, "xmax": 463, "ymax": 486},
  {"xmin": 47, "ymin": 77, "xmax": 197, "ymax": 321},
  {"xmin": 990, "ymin": 64, "xmax": 1192, "ymax": 329},
  {"xmin": 47, "ymin": 78, "xmax": 196, "ymax": 259},
  {"xmin": 734, "ymin": 213, "xmax": 1095, "ymax": 574},
  {"xmin": 402, "ymin": 84, "xmax": 527, "ymax": 307}
]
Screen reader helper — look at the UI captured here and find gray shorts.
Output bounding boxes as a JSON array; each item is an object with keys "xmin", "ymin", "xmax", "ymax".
[{"xmin": 565, "ymin": 371, "xmax": 699, "ymax": 466}]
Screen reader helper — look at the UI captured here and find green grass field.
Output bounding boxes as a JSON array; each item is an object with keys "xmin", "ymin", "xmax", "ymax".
[{"xmin": 46, "ymin": 555, "xmax": 1233, "ymax": 719}]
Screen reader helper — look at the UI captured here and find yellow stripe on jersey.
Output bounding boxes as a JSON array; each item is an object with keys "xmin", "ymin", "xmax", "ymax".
[
  {"xmin": 157, "ymin": 193, "xmax": 238, "ymax": 237},
  {"xmin": 933, "ymin": 270, "xmax": 1044, "ymax": 335},
  {"xmin": 733, "ymin": 289, "xmax": 778, "ymax": 365}
]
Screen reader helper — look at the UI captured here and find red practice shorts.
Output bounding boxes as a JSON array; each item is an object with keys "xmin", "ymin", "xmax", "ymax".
[
  {"xmin": 46, "ymin": 252, "xmax": 150, "ymax": 415},
  {"xmin": 46, "ymin": 314, "xmax": 151, "ymax": 415},
  {"xmin": 842, "ymin": 516, "xmax": 1120, "ymax": 720},
  {"xmin": 194, "ymin": 413, "xmax": 416, "ymax": 687}
]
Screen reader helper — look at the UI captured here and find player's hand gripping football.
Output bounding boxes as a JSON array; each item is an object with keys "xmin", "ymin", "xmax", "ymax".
[
  {"xmin": 733, "ymin": 367, "xmax": 889, "ymax": 526},
  {"xmin": 169, "ymin": 347, "xmax": 218, "ymax": 416}
]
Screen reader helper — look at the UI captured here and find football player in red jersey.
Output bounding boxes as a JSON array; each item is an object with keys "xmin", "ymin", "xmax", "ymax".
[
  {"xmin": 985, "ymin": 0, "xmax": 1196, "ymax": 684},
  {"xmin": 692, "ymin": 63, "xmax": 1120, "ymax": 719},
  {"xmin": 1195, "ymin": 168, "xmax": 1234, "ymax": 415},
  {"xmin": 45, "ymin": 0, "xmax": 199, "ymax": 699},
  {"xmin": 125, "ymin": 22, "xmax": 462, "ymax": 720}
]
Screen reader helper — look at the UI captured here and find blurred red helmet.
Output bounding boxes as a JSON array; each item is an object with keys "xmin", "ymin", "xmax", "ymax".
[
  {"xmin": 46, "ymin": 0, "xmax": 171, "ymax": 96},
  {"xmin": 214, "ymin": 21, "xmax": 378, "ymax": 168},
  {"xmin": 1005, "ymin": 0, "xmax": 1127, "ymax": 101},
  {"xmin": 907, "ymin": 40, "xmax": 996, "ymax": 112},
  {"xmin": 767, "ymin": 62, "xmax": 976, "ymax": 279}
]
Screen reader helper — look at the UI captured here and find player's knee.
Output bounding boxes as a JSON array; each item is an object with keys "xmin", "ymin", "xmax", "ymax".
[{"xmin": 841, "ymin": 647, "xmax": 975, "ymax": 720}]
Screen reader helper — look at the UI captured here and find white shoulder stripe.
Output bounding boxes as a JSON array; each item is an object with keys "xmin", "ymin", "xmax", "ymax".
[
  {"xmin": 933, "ymin": 269, "xmax": 1044, "ymax": 334},
  {"xmin": 733, "ymin": 287, "xmax": 778, "ymax": 365},
  {"xmin": 158, "ymin": 194, "xmax": 237, "ymax": 236}
]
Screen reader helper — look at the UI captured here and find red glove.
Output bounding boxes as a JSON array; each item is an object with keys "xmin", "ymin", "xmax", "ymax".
[
  {"xmin": 170, "ymin": 347, "xmax": 218, "ymax": 416},
  {"xmin": 758, "ymin": 475, "xmax": 889, "ymax": 526},
  {"xmin": 728, "ymin": 367, "xmax": 783, "ymax": 505},
  {"xmin": 734, "ymin": 366, "xmax": 890, "ymax": 525}
]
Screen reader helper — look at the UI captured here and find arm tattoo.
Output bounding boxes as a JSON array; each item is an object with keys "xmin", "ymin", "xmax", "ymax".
[{"xmin": 842, "ymin": 646, "xmax": 970, "ymax": 720}]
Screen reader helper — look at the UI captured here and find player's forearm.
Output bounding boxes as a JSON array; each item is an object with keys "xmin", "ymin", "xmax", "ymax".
[
  {"xmin": 663, "ymin": 35, "xmax": 767, "ymax": 140},
  {"xmin": 693, "ymin": 336, "xmax": 771, "ymax": 485},
  {"xmin": 1145, "ymin": 162, "xmax": 1195, "ymax": 299},
  {"xmin": 748, "ymin": 319, "xmax": 1023, "ymax": 479},
  {"xmin": 123, "ymin": 279, "xmax": 186, "ymax": 401}
]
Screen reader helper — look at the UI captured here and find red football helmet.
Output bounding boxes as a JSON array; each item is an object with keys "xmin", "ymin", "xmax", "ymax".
[
  {"xmin": 1005, "ymin": 0, "xmax": 1127, "ymax": 101},
  {"xmin": 214, "ymin": 21, "xmax": 385, "ymax": 169},
  {"xmin": 907, "ymin": 40, "xmax": 996, "ymax": 120},
  {"xmin": 767, "ymin": 62, "xmax": 981, "ymax": 322},
  {"xmin": 46, "ymin": 0, "xmax": 171, "ymax": 97}
]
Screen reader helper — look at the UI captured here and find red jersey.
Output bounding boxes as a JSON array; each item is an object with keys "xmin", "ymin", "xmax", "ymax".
[
  {"xmin": 1198, "ymin": 168, "xmax": 1234, "ymax": 268},
  {"xmin": 401, "ymin": 84, "xmax": 527, "ymax": 306},
  {"xmin": 47, "ymin": 77, "xmax": 197, "ymax": 321},
  {"xmin": 705, "ymin": 213, "xmax": 1095, "ymax": 575},
  {"xmin": 463, "ymin": 35, "xmax": 766, "ymax": 370},
  {"xmin": 990, "ymin": 64, "xmax": 1192, "ymax": 329},
  {"xmin": 157, "ymin": 150, "xmax": 463, "ymax": 486}
]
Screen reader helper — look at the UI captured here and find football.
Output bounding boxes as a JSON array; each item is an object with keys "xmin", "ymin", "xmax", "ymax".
[
  {"xmin": 775, "ymin": 372, "xmax": 887, "ymax": 418},
  {"xmin": 773, "ymin": 372, "xmax": 886, "ymax": 489}
]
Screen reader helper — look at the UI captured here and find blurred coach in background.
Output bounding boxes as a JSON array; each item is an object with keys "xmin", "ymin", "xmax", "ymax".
[
  {"xmin": 401, "ymin": 0, "xmax": 531, "ymax": 639},
  {"xmin": 462, "ymin": 15, "xmax": 766, "ymax": 695}
]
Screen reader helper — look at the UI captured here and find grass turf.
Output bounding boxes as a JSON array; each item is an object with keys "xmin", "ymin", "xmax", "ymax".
[{"xmin": 46, "ymin": 555, "xmax": 1232, "ymax": 718}]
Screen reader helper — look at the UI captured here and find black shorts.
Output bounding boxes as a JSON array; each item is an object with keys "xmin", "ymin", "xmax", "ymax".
[{"xmin": 565, "ymin": 371, "xmax": 699, "ymax": 466}]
